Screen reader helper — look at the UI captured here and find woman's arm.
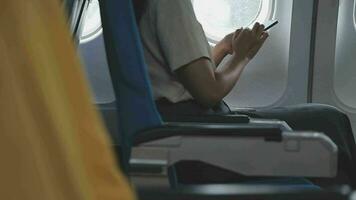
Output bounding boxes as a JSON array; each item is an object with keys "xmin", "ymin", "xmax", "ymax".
[
  {"xmin": 176, "ymin": 23, "xmax": 268, "ymax": 107},
  {"xmin": 176, "ymin": 55, "xmax": 248, "ymax": 107}
]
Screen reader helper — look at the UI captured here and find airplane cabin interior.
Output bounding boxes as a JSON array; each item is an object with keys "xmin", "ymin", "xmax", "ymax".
[{"xmin": 2, "ymin": 0, "xmax": 356, "ymax": 199}]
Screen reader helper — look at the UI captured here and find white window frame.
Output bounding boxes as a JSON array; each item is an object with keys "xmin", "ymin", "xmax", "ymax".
[{"xmin": 80, "ymin": 0, "xmax": 102, "ymax": 43}]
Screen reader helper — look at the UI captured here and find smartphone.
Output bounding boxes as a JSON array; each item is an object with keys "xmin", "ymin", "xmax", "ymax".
[{"xmin": 263, "ymin": 20, "xmax": 278, "ymax": 31}]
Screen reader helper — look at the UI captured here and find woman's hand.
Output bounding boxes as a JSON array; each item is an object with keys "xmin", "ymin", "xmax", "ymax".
[
  {"xmin": 217, "ymin": 29, "xmax": 242, "ymax": 55},
  {"xmin": 213, "ymin": 29, "xmax": 242, "ymax": 65},
  {"xmin": 232, "ymin": 23, "xmax": 269, "ymax": 61}
]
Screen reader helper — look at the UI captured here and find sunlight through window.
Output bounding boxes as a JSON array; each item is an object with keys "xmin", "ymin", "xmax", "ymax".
[
  {"xmin": 192, "ymin": 0, "xmax": 274, "ymax": 43},
  {"xmin": 80, "ymin": 0, "xmax": 102, "ymax": 43}
]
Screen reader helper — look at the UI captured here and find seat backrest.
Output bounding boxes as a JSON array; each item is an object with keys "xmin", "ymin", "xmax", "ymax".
[{"xmin": 99, "ymin": 0, "xmax": 163, "ymax": 171}]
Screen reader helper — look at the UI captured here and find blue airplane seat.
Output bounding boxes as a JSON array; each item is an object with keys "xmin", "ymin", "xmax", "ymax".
[
  {"xmin": 98, "ymin": 0, "xmax": 162, "ymax": 173},
  {"xmin": 97, "ymin": 0, "xmax": 337, "ymax": 189}
]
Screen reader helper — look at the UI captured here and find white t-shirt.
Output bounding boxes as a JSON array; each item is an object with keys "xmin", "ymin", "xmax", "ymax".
[{"xmin": 138, "ymin": 0, "xmax": 213, "ymax": 103}]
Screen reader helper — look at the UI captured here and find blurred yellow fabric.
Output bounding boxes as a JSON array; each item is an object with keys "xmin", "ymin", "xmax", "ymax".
[{"xmin": 0, "ymin": 1, "xmax": 135, "ymax": 200}]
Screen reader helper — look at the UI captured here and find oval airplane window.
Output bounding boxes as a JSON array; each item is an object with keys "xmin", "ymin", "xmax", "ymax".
[
  {"xmin": 80, "ymin": 0, "xmax": 102, "ymax": 43},
  {"xmin": 333, "ymin": 0, "xmax": 356, "ymax": 110},
  {"xmin": 192, "ymin": 0, "xmax": 274, "ymax": 43}
]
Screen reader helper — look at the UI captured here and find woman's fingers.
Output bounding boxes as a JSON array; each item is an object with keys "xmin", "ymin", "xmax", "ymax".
[
  {"xmin": 254, "ymin": 32, "xmax": 269, "ymax": 50},
  {"xmin": 252, "ymin": 22, "xmax": 260, "ymax": 34},
  {"xmin": 231, "ymin": 27, "xmax": 269, "ymax": 59},
  {"xmin": 234, "ymin": 28, "xmax": 249, "ymax": 41},
  {"xmin": 256, "ymin": 24, "xmax": 265, "ymax": 36},
  {"xmin": 251, "ymin": 22, "xmax": 268, "ymax": 37},
  {"xmin": 259, "ymin": 32, "xmax": 269, "ymax": 42},
  {"xmin": 245, "ymin": 32, "xmax": 269, "ymax": 59},
  {"xmin": 233, "ymin": 28, "xmax": 243, "ymax": 40}
]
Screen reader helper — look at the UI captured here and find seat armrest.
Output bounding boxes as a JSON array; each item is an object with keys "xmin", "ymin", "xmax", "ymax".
[
  {"xmin": 229, "ymin": 107, "xmax": 257, "ymax": 113},
  {"xmin": 162, "ymin": 114, "xmax": 250, "ymax": 123},
  {"xmin": 137, "ymin": 184, "xmax": 351, "ymax": 200},
  {"xmin": 133, "ymin": 123, "xmax": 282, "ymax": 145}
]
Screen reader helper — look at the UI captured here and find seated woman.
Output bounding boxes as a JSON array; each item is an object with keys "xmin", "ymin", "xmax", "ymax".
[{"xmin": 133, "ymin": 0, "xmax": 356, "ymax": 187}]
